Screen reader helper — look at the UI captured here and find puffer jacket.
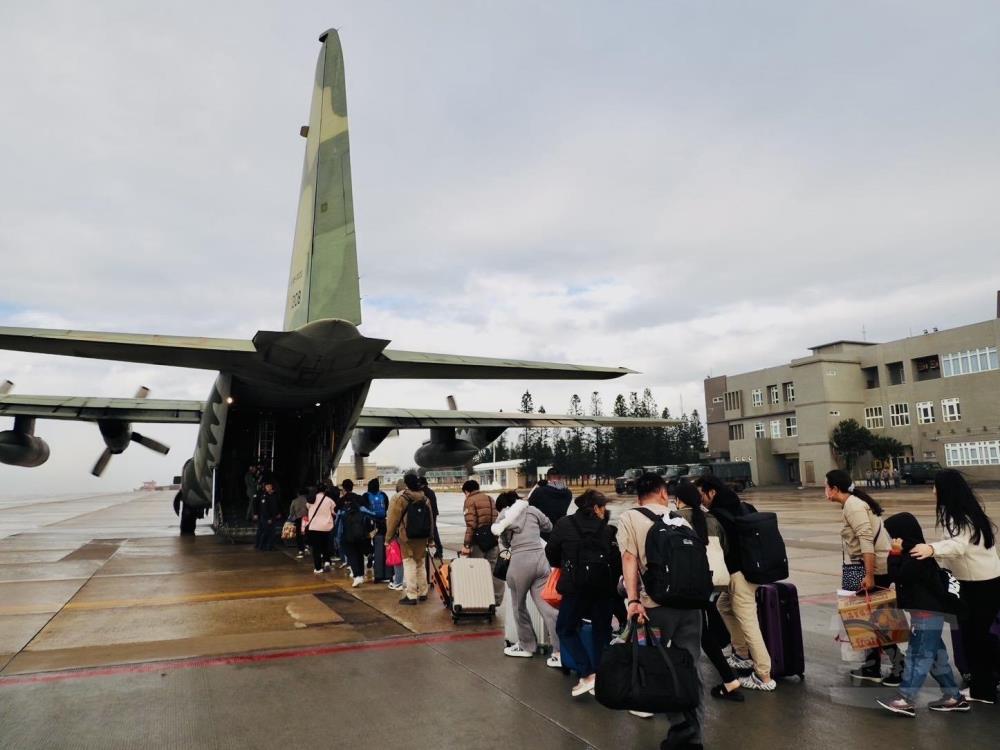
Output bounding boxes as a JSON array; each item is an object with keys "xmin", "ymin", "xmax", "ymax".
[{"xmin": 463, "ymin": 491, "xmax": 497, "ymax": 547}]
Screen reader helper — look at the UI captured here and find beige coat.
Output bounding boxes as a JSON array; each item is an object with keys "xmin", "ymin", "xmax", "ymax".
[
  {"xmin": 386, "ymin": 488, "xmax": 429, "ymax": 559},
  {"xmin": 841, "ymin": 496, "xmax": 890, "ymax": 575}
]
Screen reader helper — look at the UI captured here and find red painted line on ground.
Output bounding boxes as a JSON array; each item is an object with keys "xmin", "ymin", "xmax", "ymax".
[{"xmin": 0, "ymin": 628, "xmax": 503, "ymax": 688}]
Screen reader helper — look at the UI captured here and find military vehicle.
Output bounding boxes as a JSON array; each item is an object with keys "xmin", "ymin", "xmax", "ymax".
[
  {"xmin": 0, "ymin": 30, "xmax": 675, "ymax": 536},
  {"xmin": 900, "ymin": 461, "xmax": 943, "ymax": 485},
  {"xmin": 686, "ymin": 461, "xmax": 753, "ymax": 491}
]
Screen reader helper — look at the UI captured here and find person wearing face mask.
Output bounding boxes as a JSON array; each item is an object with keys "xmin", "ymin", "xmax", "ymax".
[{"xmin": 529, "ymin": 468, "xmax": 573, "ymax": 542}]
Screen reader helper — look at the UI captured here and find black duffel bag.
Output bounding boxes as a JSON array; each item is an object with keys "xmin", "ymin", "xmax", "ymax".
[{"xmin": 594, "ymin": 617, "xmax": 700, "ymax": 713}]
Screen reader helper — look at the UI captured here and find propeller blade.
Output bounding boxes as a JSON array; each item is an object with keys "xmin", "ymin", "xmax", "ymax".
[
  {"xmin": 92, "ymin": 448, "xmax": 113, "ymax": 477},
  {"xmin": 0, "ymin": 380, "xmax": 13, "ymax": 396},
  {"xmin": 134, "ymin": 386, "xmax": 150, "ymax": 399},
  {"xmin": 354, "ymin": 452, "xmax": 365, "ymax": 482},
  {"xmin": 131, "ymin": 432, "xmax": 170, "ymax": 455},
  {"xmin": 446, "ymin": 395, "xmax": 458, "ymax": 411}
]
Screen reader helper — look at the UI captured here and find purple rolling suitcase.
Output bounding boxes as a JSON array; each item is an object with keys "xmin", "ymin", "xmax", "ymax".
[{"xmin": 756, "ymin": 582, "xmax": 805, "ymax": 679}]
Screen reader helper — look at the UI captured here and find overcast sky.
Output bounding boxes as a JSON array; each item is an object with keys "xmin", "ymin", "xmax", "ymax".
[{"xmin": 2, "ymin": 1, "xmax": 1000, "ymax": 495}]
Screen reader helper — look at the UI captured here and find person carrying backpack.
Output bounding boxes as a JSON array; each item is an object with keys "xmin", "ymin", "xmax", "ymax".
[
  {"xmin": 361, "ymin": 478, "xmax": 390, "ymax": 583},
  {"xmin": 876, "ymin": 512, "xmax": 969, "ymax": 717},
  {"xmin": 546, "ymin": 489, "xmax": 620, "ymax": 697},
  {"xmin": 385, "ymin": 473, "xmax": 433, "ymax": 605},
  {"xmin": 339, "ymin": 479, "xmax": 373, "ymax": 588},
  {"xmin": 617, "ymin": 472, "xmax": 708, "ymax": 749},
  {"xmin": 697, "ymin": 474, "xmax": 777, "ymax": 692}
]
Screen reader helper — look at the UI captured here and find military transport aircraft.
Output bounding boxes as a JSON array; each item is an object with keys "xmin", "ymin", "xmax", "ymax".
[{"xmin": 0, "ymin": 30, "xmax": 673, "ymax": 534}]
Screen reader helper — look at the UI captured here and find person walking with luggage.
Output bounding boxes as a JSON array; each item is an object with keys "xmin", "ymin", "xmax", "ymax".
[
  {"xmin": 674, "ymin": 482, "xmax": 743, "ymax": 702},
  {"xmin": 910, "ymin": 469, "xmax": 1000, "ymax": 704},
  {"xmin": 545, "ymin": 489, "xmax": 618, "ymax": 696},
  {"xmin": 697, "ymin": 474, "xmax": 777, "ymax": 692},
  {"xmin": 386, "ymin": 473, "xmax": 433, "ymax": 605},
  {"xmin": 288, "ymin": 489, "xmax": 309, "ymax": 558},
  {"xmin": 617, "ymin": 472, "xmax": 706, "ymax": 748},
  {"xmin": 876, "ymin": 512, "xmax": 969, "ymax": 717},
  {"xmin": 494, "ymin": 490, "xmax": 560, "ymax": 665},
  {"xmin": 303, "ymin": 484, "xmax": 336, "ymax": 574},
  {"xmin": 361, "ymin": 478, "xmax": 390, "ymax": 582},
  {"xmin": 461, "ymin": 480, "xmax": 504, "ymax": 605},
  {"xmin": 253, "ymin": 476, "xmax": 283, "ymax": 551},
  {"xmin": 530, "ymin": 468, "xmax": 573, "ymax": 541},
  {"xmin": 826, "ymin": 469, "xmax": 902, "ymax": 685},
  {"xmin": 418, "ymin": 476, "xmax": 445, "ymax": 561},
  {"xmin": 339, "ymin": 479, "xmax": 372, "ymax": 588}
]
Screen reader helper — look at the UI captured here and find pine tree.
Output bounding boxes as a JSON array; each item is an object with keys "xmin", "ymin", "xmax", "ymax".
[{"xmin": 519, "ymin": 390, "xmax": 534, "ymax": 464}]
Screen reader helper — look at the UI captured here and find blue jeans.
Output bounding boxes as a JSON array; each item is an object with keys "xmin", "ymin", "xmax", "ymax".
[
  {"xmin": 899, "ymin": 612, "xmax": 960, "ymax": 701},
  {"xmin": 393, "ymin": 564, "xmax": 404, "ymax": 586}
]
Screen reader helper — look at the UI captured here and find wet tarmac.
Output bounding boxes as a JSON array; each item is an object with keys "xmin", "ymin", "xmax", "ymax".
[{"xmin": 0, "ymin": 486, "xmax": 998, "ymax": 749}]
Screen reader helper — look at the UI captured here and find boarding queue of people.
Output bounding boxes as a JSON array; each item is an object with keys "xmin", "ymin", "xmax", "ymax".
[{"xmin": 260, "ymin": 464, "xmax": 1000, "ymax": 747}]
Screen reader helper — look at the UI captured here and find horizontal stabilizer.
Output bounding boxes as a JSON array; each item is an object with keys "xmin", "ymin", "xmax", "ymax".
[
  {"xmin": 373, "ymin": 350, "xmax": 635, "ymax": 381},
  {"xmin": 0, "ymin": 394, "xmax": 203, "ymax": 424},
  {"xmin": 0, "ymin": 326, "xmax": 254, "ymax": 371},
  {"xmin": 357, "ymin": 407, "xmax": 678, "ymax": 429}
]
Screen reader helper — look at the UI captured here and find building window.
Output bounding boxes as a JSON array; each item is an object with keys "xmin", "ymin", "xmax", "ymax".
[
  {"xmin": 783, "ymin": 382, "xmax": 795, "ymax": 402},
  {"xmin": 889, "ymin": 403, "xmax": 910, "ymax": 427},
  {"xmin": 916, "ymin": 401, "xmax": 935, "ymax": 424},
  {"xmin": 942, "ymin": 347, "xmax": 999, "ymax": 378},
  {"xmin": 785, "ymin": 416, "xmax": 797, "ymax": 437},
  {"xmin": 887, "ymin": 361, "xmax": 906, "ymax": 386},
  {"xmin": 754, "ymin": 422, "xmax": 765, "ymax": 439},
  {"xmin": 768, "ymin": 385, "xmax": 780, "ymax": 404},
  {"xmin": 770, "ymin": 419, "xmax": 781, "ymax": 439},
  {"xmin": 728, "ymin": 424, "xmax": 745, "ymax": 441},
  {"xmin": 864, "ymin": 406, "xmax": 884, "ymax": 429},
  {"xmin": 751, "ymin": 389, "xmax": 763, "ymax": 407},
  {"xmin": 723, "ymin": 391, "xmax": 742, "ymax": 411},
  {"xmin": 913, "ymin": 354, "xmax": 941, "ymax": 382},
  {"xmin": 942, "ymin": 398, "xmax": 961, "ymax": 422},
  {"xmin": 862, "ymin": 366, "xmax": 880, "ymax": 389},
  {"xmin": 712, "ymin": 396, "xmax": 723, "ymax": 404},
  {"xmin": 945, "ymin": 440, "xmax": 1000, "ymax": 467}
]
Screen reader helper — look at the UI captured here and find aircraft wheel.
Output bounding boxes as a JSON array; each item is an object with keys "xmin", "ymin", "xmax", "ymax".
[{"xmin": 179, "ymin": 504, "xmax": 197, "ymax": 536}]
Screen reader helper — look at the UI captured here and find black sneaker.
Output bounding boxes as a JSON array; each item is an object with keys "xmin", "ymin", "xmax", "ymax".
[
  {"xmin": 882, "ymin": 672, "xmax": 903, "ymax": 688},
  {"xmin": 398, "ymin": 597, "xmax": 417, "ymax": 606},
  {"xmin": 851, "ymin": 667, "xmax": 883, "ymax": 684},
  {"xmin": 929, "ymin": 697, "xmax": 971, "ymax": 712}
]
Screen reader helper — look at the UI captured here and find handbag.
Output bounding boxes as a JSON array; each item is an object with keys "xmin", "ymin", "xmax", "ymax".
[
  {"xmin": 473, "ymin": 524, "xmax": 498, "ymax": 552},
  {"xmin": 541, "ymin": 568, "xmax": 563, "ymax": 608},
  {"xmin": 385, "ymin": 539, "xmax": 403, "ymax": 567},
  {"xmin": 493, "ymin": 548, "xmax": 511, "ymax": 581},
  {"xmin": 594, "ymin": 617, "xmax": 700, "ymax": 713},
  {"xmin": 706, "ymin": 537, "xmax": 730, "ymax": 589}
]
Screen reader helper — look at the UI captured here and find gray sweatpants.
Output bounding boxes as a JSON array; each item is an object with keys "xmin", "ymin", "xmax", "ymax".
[
  {"xmin": 505, "ymin": 548, "xmax": 559, "ymax": 653},
  {"xmin": 645, "ymin": 607, "xmax": 704, "ymax": 744}
]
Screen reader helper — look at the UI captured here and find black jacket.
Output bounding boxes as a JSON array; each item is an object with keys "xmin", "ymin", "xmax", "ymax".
[
  {"xmin": 545, "ymin": 509, "xmax": 619, "ymax": 596},
  {"xmin": 887, "ymin": 553, "xmax": 963, "ymax": 616},
  {"xmin": 257, "ymin": 491, "xmax": 282, "ymax": 523},
  {"xmin": 709, "ymin": 496, "xmax": 756, "ymax": 575},
  {"xmin": 531, "ymin": 483, "xmax": 573, "ymax": 540},
  {"xmin": 423, "ymin": 486, "xmax": 440, "ymax": 517}
]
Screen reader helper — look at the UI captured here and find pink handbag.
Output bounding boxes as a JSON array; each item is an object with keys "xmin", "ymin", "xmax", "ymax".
[{"xmin": 385, "ymin": 539, "xmax": 403, "ymax": 567}]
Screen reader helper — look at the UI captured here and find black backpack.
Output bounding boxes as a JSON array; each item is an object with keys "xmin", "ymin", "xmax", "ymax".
[
  {"xmin": 404, "ymin": 497, "xmax": 432, "ymax": 540},
  {"xmin": 633, "ymin": 508, "xmax": 712, "ymax": 609},
  {"xmin": 343, "ymin": 507, "xmax": 373, "ymax": 544},
  {"xmin": 719, "ymin": 508, "xmax": 788, "ymax": 585},
  {"xmin": 565, "ymin": 516, "xmax": 614, "ymax": 594}
]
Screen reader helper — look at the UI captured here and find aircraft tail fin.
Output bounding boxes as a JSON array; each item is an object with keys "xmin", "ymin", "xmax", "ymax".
[{"xmin": 283, "ymin": 29, "xmax": 362, "ymax": 330}]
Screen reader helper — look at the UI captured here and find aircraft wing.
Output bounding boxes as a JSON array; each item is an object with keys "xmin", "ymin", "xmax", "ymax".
[
  {"xmin": 373, "ymin": 350, "xmax": 634, "ymax": 380},
  {"xmin": 356, "ymin": 407, "xmax": 680, "ymax": 429},
  {"xmin": 0, "ymin": 395, "xmax": 203, "ymax": 423},
  {"xmin": 0, "ymin": 326, "xmax": 255, "ymax": 371}
]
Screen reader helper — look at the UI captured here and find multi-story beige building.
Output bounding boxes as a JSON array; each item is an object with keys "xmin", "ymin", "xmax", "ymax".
[{"xmin": 705, "ymin": 310, "xmax": 1000, "ymax": 486}]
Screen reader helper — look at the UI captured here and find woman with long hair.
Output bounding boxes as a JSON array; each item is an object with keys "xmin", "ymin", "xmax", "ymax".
[
  {"xmin": 697, "ymin": 474, "xmax": 775, "ymax": 691},
  {"xmin": 911, "ymin": 469, "xmax": 1000, "ymax": 704},
  {"xmin": 303, "ymin": 483, "xmax": 336, "ymax": 574},
  {"xmin": 826, "ymin": 468, "xmax": 902, "ymax": 684},
  {"xmin": 674, "ymin": 482, "xmax": 743, "ymax": 702}
]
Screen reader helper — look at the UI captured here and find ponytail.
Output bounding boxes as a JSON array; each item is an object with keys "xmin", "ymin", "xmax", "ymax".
[
  {"xmin": 826, "ymin": 469, "xmax": 883, "ymax": 516},
  {"xmin": 675, "ymin": 482, "xmax": 710, "ymax": 544}
]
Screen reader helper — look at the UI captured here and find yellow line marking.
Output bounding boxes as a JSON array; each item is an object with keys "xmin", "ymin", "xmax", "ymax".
[{"xmin": 62, "ymin": 581, "xmax": 342, "ymax": 611}]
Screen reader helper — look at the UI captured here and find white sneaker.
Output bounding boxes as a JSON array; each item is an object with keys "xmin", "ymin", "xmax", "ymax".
[
  {"xmin": 323, "ymin": 561, "xmax": 331, "ymax": 572},
  {"xmin": 727, "ymin": 653, "xmax": 755, "ymax": 671},
  {"xmin": 352, "ymin": 576, "xmax": 364, "ymax": 588},
  {"xmin": 739, "ymin": 672, "xmax": 777, "ymax": 692},
  {"xmin": 295, "ymin": 552, "xmax": 305, "ymax": 558},
  {"xmin": 313, "ymin": 569, "xmax": 323, "ymax": 574},
  {"xmin": 571, "ymin": 675, "xmax": 596, "ymax": 697},
  {"xmin": 629, "ymin": 711, "xmax": 654, "ymax": 718},
  {"xmin": 388, "ymin": 582, "xmax": 403, "ymax": 591},
  {"xmin": 503, "ymin": 644, "xmax": 533, "ymax": 658},
  {"xmin": 546, "ymin": 653, "xmax": 562, "ymax": 669}
]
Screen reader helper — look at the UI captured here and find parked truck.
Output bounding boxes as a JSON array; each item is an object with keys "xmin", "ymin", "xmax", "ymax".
[{"xmin": 686, "ymin": 461, "xmax": 753, "ymax": 491}]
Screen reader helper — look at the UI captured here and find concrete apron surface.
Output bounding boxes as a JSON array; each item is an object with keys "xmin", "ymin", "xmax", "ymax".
[{"xmin": 0, "ymin": 488, "xmax": 998, "ymax": 749}]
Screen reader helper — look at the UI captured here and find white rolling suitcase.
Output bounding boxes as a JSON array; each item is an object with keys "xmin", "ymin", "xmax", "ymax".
[
  {"xmin": 448, "ymin": 557, "xmax": 496, "ymax": 624},
  {"xmin": 502, "ymin": 591, "xmax": 552, "ymax": 654}
]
